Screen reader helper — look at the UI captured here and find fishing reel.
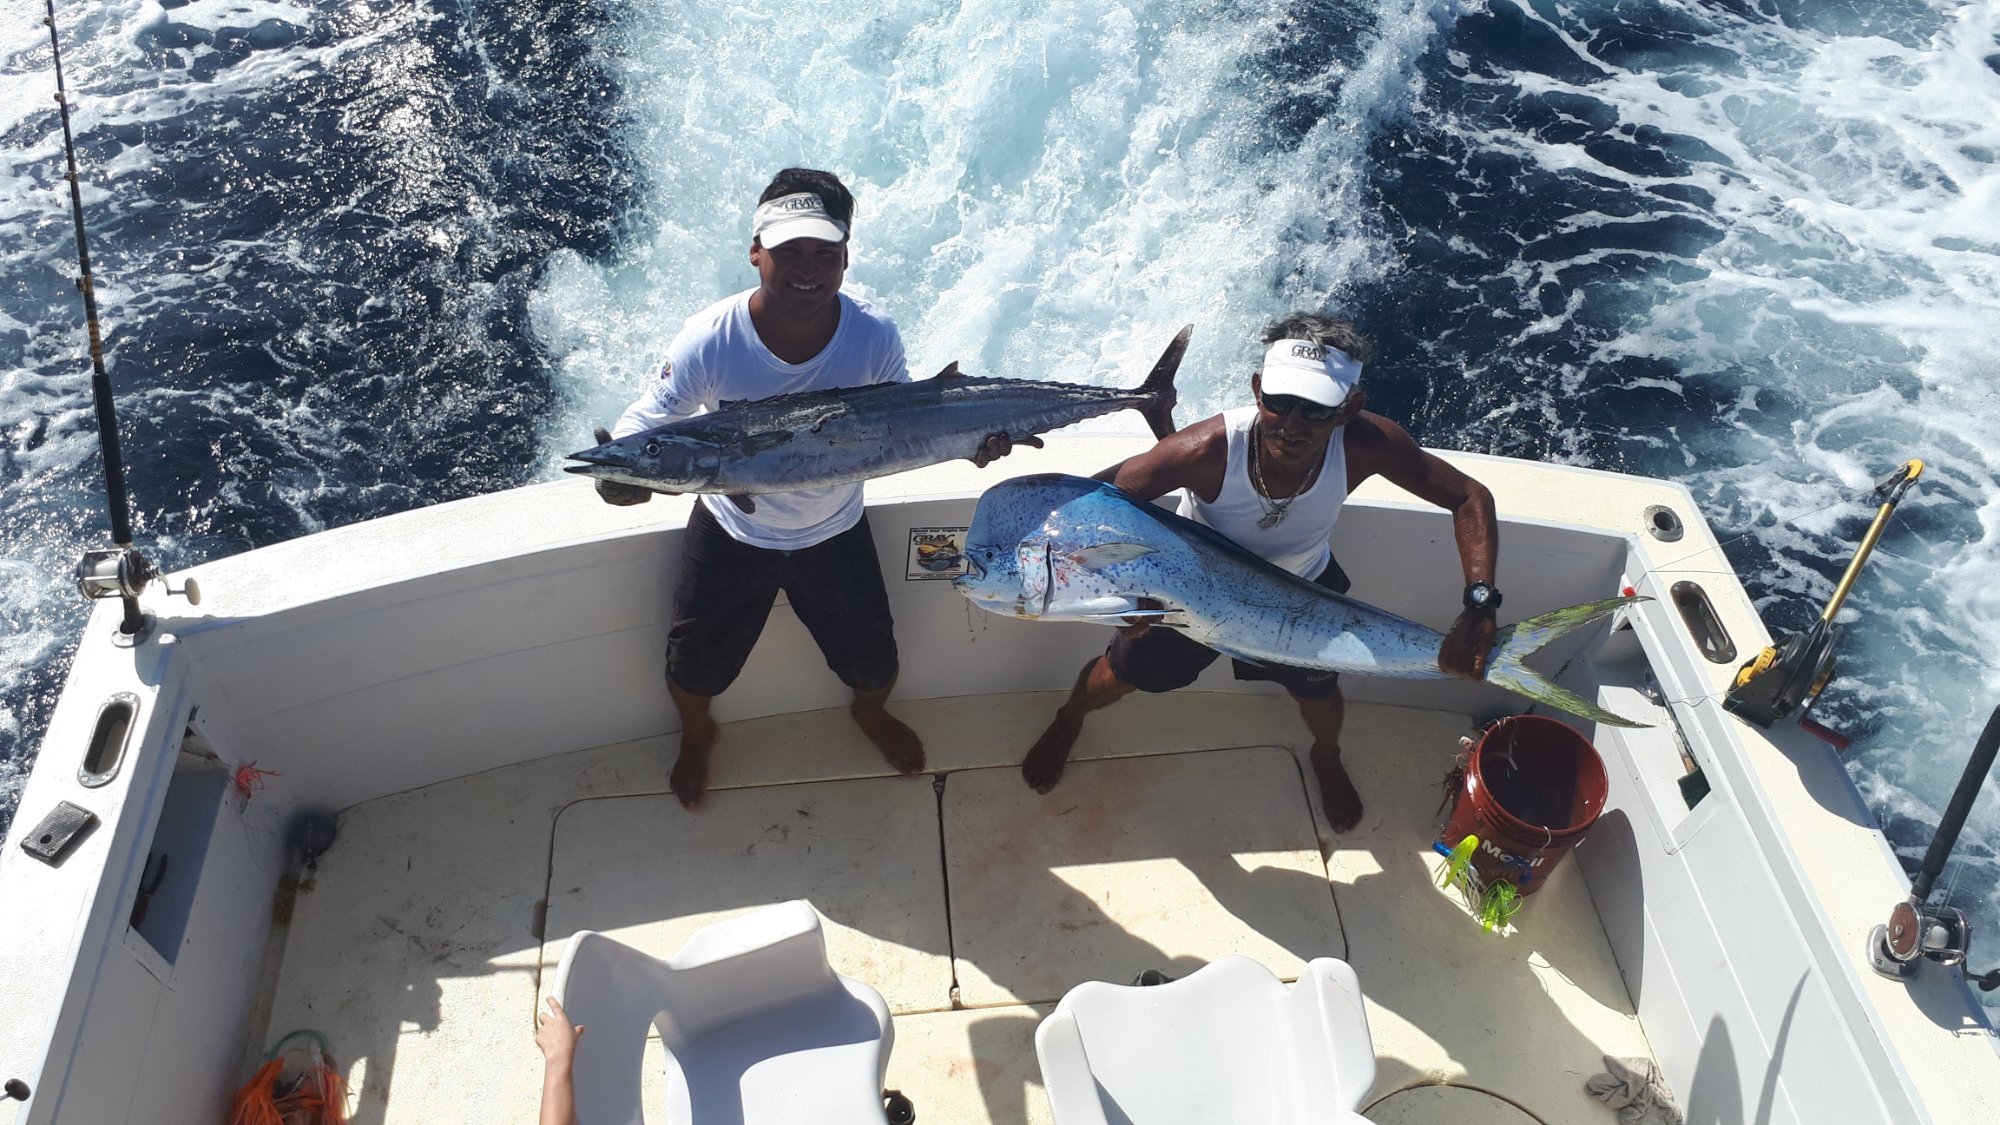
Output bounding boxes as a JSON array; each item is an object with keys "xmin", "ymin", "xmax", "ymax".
[
  {"xmin": 1724, "ymin": 623, "xmax": 1838, "ymax": 727},
  {"xmin": 1726, "ymin": 460, "xmax": 1922, "ymax": 728},
  {"xmin": 75, "ymin": 547, "xmax": 201, "ymax": 644},
  {"xmin": 1867, "ymin": 899, "xmax": 1972, "ymax": 980}
]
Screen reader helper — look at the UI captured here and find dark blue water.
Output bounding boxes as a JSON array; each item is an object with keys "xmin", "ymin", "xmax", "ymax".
[
  {"xmin": 4, "ymin": 0, "xmax": 1997, "ymax": 992},
  {"xmin": 1, "ymin": 0, "xmax": 634, "ymax": 802}
]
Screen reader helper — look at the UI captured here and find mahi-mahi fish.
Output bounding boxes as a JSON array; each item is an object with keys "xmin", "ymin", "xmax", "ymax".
[
  {"xmin": 565, "ymin": 328, "xmax": 1190, "ymax": 512},
  {"xmin": 953, "ymin": 473, "xmax": 1648, "ymax": 728}
]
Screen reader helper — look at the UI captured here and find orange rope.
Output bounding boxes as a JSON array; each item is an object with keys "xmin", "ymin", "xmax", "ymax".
[
  {"xmin": 227, "ymin": 1058, "xmax": 287, "ymax": 1125},
  {"xmin": 227, "ymin": 1048, "xmax": 350, "ymax": 1125}
]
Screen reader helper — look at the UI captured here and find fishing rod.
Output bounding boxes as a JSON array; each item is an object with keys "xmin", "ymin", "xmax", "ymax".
[
  {"xmin": 1724, "ymin": 459, "xmax": 1922, "ymax": 727},
  {"xmin": 42, "ymin": 0, "xmax": 197, "ymax": 642},
  {"xmin": 1868, "ymin": 703, "xmax": 2000, "ymax": 991}
]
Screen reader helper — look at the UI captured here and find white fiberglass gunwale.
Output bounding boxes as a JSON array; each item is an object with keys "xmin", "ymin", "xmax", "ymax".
[{"xmin": 0, "ymin": 437, "xmax": 1994, "ymax": 1125}]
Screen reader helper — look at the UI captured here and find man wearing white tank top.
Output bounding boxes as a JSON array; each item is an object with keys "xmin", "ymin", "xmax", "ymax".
[{"xmin": 1020, "ymin": 313, "xmax": 1500, "ymax": 833}]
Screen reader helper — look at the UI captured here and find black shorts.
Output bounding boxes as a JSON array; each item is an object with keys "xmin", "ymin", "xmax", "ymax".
[
  {"xmin": 665, "ymin": 504, "xmax": 899, "ymax": 698},
  {"xmin": 1105, "ymin": 557, "xmax": 1351, "ymax": 700}
]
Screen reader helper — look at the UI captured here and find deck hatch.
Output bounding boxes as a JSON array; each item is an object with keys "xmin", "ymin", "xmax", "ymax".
[
  {"xmin": 540, "ymin": 778, "xmax": 953, "ymax": 1016},
  {"xmin": 942, "ymin": 746, "xmax": 1341, "ymax": 1008}
]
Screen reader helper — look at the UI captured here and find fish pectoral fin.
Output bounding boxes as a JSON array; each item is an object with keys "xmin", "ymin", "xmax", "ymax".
[
  {"xmin": 1046, "ymin": 594, "xmax": 1148, "ymax": 616},
  {"xmin": 1064, "ymin": 543, "xmax": 1156, "ymax": 571},
  {"xmin": 725, "ymin": 493, "xmax": 757, "ymax": 514},
  {"xmin": 738, "ymin": 430, "xmax": 796, "ymax": 453},
  {"xmin": 1076, "ymin": 610, "xmax": 1183, "ymax": 626}
]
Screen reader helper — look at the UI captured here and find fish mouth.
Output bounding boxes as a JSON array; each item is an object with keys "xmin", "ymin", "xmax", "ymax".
[
  {"xmin": 564, "ymin": 448, "xmax": 633, "ymax": 471},
  {"xmin": 563, "ymin": 454, "xmax": 625, "ymax": 475},
  {"xmin": 952, "ymin": 562, "xmax": 1027, "ymax": 617}
]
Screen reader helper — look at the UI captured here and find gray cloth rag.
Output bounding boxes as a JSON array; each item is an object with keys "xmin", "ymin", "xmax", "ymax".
[{"xmin": 1585, "ymin": 1054, "xmax": 1684, "ymax": 1125}]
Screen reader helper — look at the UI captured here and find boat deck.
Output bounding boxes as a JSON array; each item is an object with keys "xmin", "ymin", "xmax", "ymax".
[{"xmin": 261, "ymin": 689, "xmax": 1653, "ymax": 1124}]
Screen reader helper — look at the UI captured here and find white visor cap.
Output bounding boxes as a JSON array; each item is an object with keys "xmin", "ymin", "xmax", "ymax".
[
  {"xmin": 752, "ymin": 192, "xmax": 849, "ymax": 248},
  {"xmin": 1260, "ymin": 339, "xmax": 1363, "ymax": 407}
]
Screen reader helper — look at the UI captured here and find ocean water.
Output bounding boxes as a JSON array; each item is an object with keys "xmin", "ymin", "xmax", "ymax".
[{"xmin": 3, "ymin": 0, "xmax": 1998, "ymax": 997}]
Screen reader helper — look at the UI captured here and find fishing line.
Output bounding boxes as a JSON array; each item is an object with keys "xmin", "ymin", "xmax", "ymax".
[
  {"xmin": 1626, "ymin": 488, "xmax": 1865, "ymax": 586},
  {"xmin": 1509, "ymin": 485, "xmax": 1875, "ymax": 725},
  {"xmin": 1942, "ymin": 852, "xmax": 1966, "ymax": 909}
]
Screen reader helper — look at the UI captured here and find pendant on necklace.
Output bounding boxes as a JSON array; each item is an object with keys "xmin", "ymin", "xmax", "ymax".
[{"xmin": 1258, "ymin": 509, "xmax": 1284, "ymax": 530}]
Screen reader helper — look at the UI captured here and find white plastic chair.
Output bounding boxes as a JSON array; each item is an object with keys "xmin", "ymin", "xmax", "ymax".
[
  {"xmin": 550, "ymin": 900, "xmax": 896, "ymax": 1125},
  {"xmin": 1034, "ymin": 956, "xmax": 1377, "ymax": 1124}
]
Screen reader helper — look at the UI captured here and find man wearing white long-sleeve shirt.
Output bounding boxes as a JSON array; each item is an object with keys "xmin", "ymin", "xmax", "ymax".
[{"xmin": 599, "ymin": 168, "xmax": 1008, "ymax": 809}]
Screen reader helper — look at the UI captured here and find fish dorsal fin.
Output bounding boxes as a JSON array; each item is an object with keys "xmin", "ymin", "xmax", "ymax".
[
  {"xmin": 1064, "ymin": 543, "xmax": 1156, "ymax": 571},
  {"xmin": 738, "ymin": 430, "xmax": 795, "ymax": 454},
  {"xmin": 932, "ymin": 362, "xmax": 963, "ymax": 379},
  {"xmin": 717, "ymin": 398, "xmax": 745, "ymax": 411},
  {"xmin": 725, "ymin": 493, "xmax": 757, "ymax": 514}
]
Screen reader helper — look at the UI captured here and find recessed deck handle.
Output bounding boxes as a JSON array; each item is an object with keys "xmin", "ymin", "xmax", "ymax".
[
  {"xmin": 1671, "ymin": 581, "xmax": 1736, "ymax": 664},
  {"xmin": 78, "ymin": 693, "xmax": 138, "ymax": 788}
]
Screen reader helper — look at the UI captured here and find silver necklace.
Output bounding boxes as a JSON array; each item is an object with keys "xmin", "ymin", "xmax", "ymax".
[{"xmin": 1250, "ymin": 422, "xmax": 1321, "ymax": 530}]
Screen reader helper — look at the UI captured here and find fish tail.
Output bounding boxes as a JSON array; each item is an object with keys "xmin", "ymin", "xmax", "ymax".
[
  {"xmin": 1484, "ymin": 595, "xmax": 1651, "ymax": 728},
  {"xmin": 1137, "ymin": 325, "xmax": 1189, "ymax": 439}
]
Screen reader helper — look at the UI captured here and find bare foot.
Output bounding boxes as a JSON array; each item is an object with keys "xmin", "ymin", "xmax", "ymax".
[
  {"xmin": 1311, "ymin": 745, "xmax": 1364, "ymax": 832},
  {"xmin": 852, "ymin": 701, "xmax": 925, "ymax": 776},
  {"xmin": 1022, "ymin": 711, "xmax": 1082, "ymax": 794},
  {"xmin": 671, "ymin": 716, "xmax": 718, "ymax": 810}
]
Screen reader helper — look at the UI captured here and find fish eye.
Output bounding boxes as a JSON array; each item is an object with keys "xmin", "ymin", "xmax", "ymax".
[{"xmin": 644, "ymin": 441, "xmax": 660, "ymax": 457}]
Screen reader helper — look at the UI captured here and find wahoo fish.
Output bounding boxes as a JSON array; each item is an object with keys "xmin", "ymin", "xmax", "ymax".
[
  {"xmin": 565, "ymin": 328, "xmax": 1189, "ymax": 511},
  {"xmin": 954, "ymin": 474, "xmax": 1649, "ymax": 728}
]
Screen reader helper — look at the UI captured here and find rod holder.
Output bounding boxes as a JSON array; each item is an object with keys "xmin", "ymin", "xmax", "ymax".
[{"xmin": 74, "ymin": 547, "xmax": 201, "ymax": 643}]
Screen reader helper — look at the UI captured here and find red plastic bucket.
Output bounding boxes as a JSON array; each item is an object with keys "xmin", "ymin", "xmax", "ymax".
[{"xmin": 1440, "ymin": 715, "xmax": 1608, "ymax": 897}]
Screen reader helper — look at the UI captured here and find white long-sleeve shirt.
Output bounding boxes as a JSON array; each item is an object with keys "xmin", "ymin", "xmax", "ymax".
[{"xmin": 613, "ymin": 289, "xmax": 909, "ymax": 549}]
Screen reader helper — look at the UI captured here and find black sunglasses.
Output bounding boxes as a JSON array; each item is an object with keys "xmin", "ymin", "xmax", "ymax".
[{"xmin": 1259, "ymin": 392, "xmax": 1344, "ymax": 422}]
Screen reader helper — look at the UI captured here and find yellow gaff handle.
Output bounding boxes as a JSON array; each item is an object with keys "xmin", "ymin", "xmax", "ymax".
[{"xmin": 1820, "ymin": 459, "xmax": 1922, "ymax": 625}]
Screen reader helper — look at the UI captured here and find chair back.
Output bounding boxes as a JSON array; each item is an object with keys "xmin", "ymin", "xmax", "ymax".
[
  {"xmin": 1035, "ymin": 956, "xmax": 1376, "ymax": 1124},
  {"xmin": 551, "ymin": 901, "xmax": 893, "ymax": 1125}
]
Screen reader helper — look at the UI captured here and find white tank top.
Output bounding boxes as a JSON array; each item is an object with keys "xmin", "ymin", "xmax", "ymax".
[{"xmin": 1177, "ymin": 405, "xmax": 1348, "ymax": 577}]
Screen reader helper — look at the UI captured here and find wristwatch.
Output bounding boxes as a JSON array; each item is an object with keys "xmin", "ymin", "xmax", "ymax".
[{"xmin": 1463, "ymin": 582, "xmax": 1502, "ymax": 612}]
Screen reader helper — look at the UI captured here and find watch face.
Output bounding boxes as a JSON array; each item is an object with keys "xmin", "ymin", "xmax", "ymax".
[{"xmin": 1465, "ymin": 583, "xmax": 1499, "ymax": 609}]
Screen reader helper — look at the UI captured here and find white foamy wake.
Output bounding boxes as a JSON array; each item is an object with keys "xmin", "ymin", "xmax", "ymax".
[
  {"xmin": 1478, "ymin": 0, "xmax": 2000, "ymax": 946},
  {"xmin": 529, "ymin": 0, "xmax": 1462, "ymax": 448}
]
